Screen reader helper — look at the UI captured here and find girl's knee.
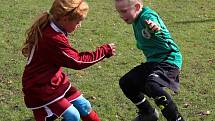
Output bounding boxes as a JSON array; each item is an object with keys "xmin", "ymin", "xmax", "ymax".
[
  {"xmin": 62, "ymin": 105, "xmax": 80, "ymax": 121},
  {"xmin": 73, "ymin": 96, "xmax": 92, "ymax": 116}
]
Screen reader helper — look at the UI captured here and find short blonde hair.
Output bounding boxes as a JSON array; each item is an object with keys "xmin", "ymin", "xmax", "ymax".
[{"xmin": 115, "ymin": 0, "xmax": 143, "ymax": 5}]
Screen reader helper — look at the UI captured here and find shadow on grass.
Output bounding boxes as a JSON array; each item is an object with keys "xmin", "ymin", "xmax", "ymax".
[
  {"xmin": 175, "ymin": 18, "xmax": 215, "ymax": 24},
  {"xmin": 23, "ymin": 117, "xmax": 34, "ymax": 121}
]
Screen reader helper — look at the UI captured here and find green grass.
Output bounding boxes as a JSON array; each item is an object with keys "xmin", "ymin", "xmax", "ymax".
[{"xmin": 0, "ymin": 0, "xmax": 214, "ymax": 121}]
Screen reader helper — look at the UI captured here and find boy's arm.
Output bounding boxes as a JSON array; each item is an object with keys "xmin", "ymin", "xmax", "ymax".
[
  {"xmin": 142, "ymin": 13, "xmax": 162, "ymax": 33},
  {"xmin": 144, "ymin": 19, "xmax": 161, "ymax": 32}
]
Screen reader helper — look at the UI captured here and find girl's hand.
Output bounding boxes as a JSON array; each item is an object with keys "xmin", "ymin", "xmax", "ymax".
[
  {"xmin": 108, "ymin": 43, "xmax": 116, "ymax": 56},
  {"xmin": 144, "ymin": 20, "xmax": 161, "ymax": 32}
]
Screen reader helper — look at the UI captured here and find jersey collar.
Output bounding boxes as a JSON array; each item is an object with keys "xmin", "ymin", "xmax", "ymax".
[{"xmin": 50, "ymin": 20, "xmax": 68, "ymax": 36}]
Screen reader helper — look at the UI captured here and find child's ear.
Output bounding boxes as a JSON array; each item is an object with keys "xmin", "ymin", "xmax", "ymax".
[{"xmin": 134, "ymin": 3, "xmax": 141, "ymax": 11}]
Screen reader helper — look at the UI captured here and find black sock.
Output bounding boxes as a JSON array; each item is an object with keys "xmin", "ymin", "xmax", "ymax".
[
  {"xmin": 136, "ymin": 99, "xmax": 155, "ymax": 114},
  {"xmin": 161, "ymin": 101, "xmax": 183, "ymax": 121}
]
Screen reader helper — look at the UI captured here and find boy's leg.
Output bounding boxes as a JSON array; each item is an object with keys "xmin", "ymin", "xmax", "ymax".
[
  {"xmin": 144, "ymin": 81, "xmax": 184, "ymax": 121},
  {"xmin": 73, "ymin": 95, "xmax": 100, "ymax": 121},
  {"xmin": 119, "ymin": 64, "xmax": 158, "ymax": 121}
]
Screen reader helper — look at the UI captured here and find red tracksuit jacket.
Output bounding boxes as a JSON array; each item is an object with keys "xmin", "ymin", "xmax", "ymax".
[{"xmin": 22, "ymin": 22, "xmax": 113, "ymax": 108}]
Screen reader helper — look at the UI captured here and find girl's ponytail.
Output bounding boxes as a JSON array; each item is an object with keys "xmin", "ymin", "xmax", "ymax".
[
  {"xmin": 22, "ymin": 0, "xmax": 89, "ymax": 57},
  {"xmin": 22, "ymin": 12, "xmax": 50, "ymax": 57}
]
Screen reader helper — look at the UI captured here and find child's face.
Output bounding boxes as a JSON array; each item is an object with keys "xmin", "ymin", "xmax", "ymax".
[
  {"xmin": 115, "ymin": 0, "xmax": 139, "ymax": 24},
  {"xmin": 61, "ymin": 16, "xmax": 84, "ymax": 33},
  {"xmin": 66, "ymin": 18, "xmax": 83, "ymax": 33}
]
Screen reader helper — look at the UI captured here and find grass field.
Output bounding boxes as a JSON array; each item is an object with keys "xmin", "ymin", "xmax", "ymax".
[{"xmin": 0, "ymin": 0, "xmax": 214, "ymax": 121}]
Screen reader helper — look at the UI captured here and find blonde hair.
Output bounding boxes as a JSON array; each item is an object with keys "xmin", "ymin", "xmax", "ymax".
[
  {"xmin": 115, "ymin": 0, "xmax": 143, "ymax": 5},
  {"xmin": 22, "ymin": 0, "xmax": 89, "ymax": 57},
  {"xmin": 115, "ymin": 0, "xmax": 143, "ymax": 4}
]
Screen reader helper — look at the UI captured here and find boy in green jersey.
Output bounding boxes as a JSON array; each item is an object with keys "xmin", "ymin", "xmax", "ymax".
[{"xmin": 115, "ymin": 0, "xmax": 185, "ymax": 121}]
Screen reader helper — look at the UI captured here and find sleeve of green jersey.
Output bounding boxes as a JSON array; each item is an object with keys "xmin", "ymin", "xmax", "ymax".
[{"xmin": 141, "ymin": 13, "xmax": 162, "ymax": 33}]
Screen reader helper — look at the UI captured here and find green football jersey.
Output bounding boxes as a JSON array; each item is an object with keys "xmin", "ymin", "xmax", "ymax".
[{"xmin": 132, "ymin": 6, "xmax": 182, "ymax": 69}]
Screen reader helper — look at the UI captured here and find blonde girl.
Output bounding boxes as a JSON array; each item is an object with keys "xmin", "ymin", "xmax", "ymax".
[{"xmin": 22, "ymin": 0, "xmax": 116, "ymax": 121}]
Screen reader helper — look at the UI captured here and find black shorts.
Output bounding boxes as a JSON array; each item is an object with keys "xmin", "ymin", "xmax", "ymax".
[{"xmin": 121, "ymin": 62, "xmax": 180, "ymax": 93}]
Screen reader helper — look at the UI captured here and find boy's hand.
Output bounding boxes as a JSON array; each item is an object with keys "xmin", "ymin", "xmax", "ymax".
[
  {"xmin": 108, "ymin": 43, "xmax": 116, "ymax": 56},
  {"xmin": 144, "ymin": 20, "xmax": 161, "ymax": 32}
]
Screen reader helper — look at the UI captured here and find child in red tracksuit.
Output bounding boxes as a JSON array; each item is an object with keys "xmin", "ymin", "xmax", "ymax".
[{"xmin": 21, "ymin": 0, "xmax": 116, "ymax": 121}]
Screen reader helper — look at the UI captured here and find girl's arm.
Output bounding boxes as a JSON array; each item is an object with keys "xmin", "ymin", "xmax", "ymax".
[{"xmin": 43, "ymin": 35, "xmax": 114, "ymax": 70}]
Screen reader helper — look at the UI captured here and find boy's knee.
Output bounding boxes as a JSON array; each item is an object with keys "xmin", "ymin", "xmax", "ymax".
[
  {"xmin": 119, "ymin": 75, "xmax": 131, "ymax": 89},
  {"xmin": 143, "ymin": 82, "xmax": 172, "ymax": 110},
  {"xmin": 143, "ymin": 82, "xmax": 153, "ymax": 95},
  {"xmin": 154, "ymin": 96, "xmax": 170, "ymax": 110},
  {"xmin": 143, "ymin": 82, "xmax": 160, "ymax": 97},
  {"xmin": 119, "ymin": 76, "xmax": 125, "ymax": 87}
]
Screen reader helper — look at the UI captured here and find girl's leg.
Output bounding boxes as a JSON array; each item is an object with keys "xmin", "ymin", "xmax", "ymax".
[
  {"xmin": 47, "ymin": 98, "xmax": 81, "ymax": 121},
  {"xmin": 62, "ymin": 105, "xmax": 80, "ymax": 121},
  {"xmin": 33, "ymin": 107, "xmax": 57, "ymax": 121},
  {"xmin": 72, "ymin": 95, "xmax": 100, "ymax": 121}
]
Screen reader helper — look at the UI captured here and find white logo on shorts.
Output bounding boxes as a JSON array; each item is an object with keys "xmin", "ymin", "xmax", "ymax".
[{"xmin": 149, "ymin": 73, "xmax": 159, "ymax": 78}]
